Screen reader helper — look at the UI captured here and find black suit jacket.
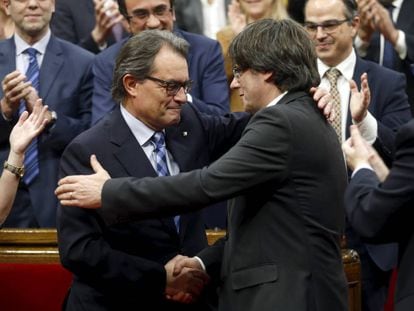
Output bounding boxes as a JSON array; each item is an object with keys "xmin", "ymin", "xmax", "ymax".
[
  {"xmin": 99, "ymin": 91, "xmax": 349, "ymax": 311},
  {"xmin": 345, "ymin": 119, "xmax": 414, "ymax": 311},
  {"xmin": 362, "ymin": 0, "xmax": 414, "ymax": 112},
  {"xmin": 58, "ymin": 104, "xmax": 249, "ymax": 310}
]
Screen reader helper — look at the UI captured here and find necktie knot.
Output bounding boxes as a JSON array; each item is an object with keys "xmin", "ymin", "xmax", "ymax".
[
  {"xmin": 150, "ymin": 131, "xmax": 166, "ymax": 150},
  {"xmin": 24, "ymin": 47, "xmax": 38, "ymax": 60},
  {"xmin": 325, "ymin": 68, "xmax": 341, "ymax": 85}
]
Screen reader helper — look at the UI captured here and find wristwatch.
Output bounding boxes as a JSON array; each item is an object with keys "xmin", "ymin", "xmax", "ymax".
[{"xmin": 3, "ymin": 161, "xmax": 25, "ymax": 178}]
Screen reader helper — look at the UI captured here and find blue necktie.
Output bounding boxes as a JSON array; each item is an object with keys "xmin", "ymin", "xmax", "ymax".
[
  {"xmin": 382, "ymin": 5, "xmax": 395, "ymax": 69},
  {"xmin": 19, "ymin": 48, "xmax": 40, "ymax": 185},
  {"xmin": 150, "ymin": 132, "xmax": 180, "ymax": 231}
]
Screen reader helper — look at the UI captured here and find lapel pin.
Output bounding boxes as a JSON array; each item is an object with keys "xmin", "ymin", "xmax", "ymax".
[{"xmin": 182, "ymin": 131, "xmax": 188, "ymax": 137}]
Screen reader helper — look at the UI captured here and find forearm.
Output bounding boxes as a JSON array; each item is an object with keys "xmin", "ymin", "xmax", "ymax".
[{"xmin": 0, "ymin": 151, "xmax": 24, "ymax": 224}]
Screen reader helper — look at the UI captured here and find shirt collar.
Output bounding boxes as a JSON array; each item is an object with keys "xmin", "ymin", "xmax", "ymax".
[
  {"xmin": 266, "ymin": 91, "xmax": 288, "ymax": 108},
  {"xmin": 318, "ymin": 48, "xmax": 356, "ymax": 81},
  {"xmin": 120, "ymin": 105, "xmax": 164, "ymax": 147},
  {"xmin": 393, "ymin": 0, "xmax": 402, "ymax": 10},
  {"xmin": 14, "ymin": 29, "xmax": 51, "ymax": 56}
]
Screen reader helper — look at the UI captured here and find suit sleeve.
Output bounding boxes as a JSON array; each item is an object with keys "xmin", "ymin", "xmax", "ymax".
[
  {"xmin": 372, "ymin": 70, "xmax": 411, "ymax": 164},
  {"xmin": 58, "ymin": 140, "xmax": 166, "ymax": 297},
  {"xmin": 100, "ymin": 108, "xmax": 291, "ymax": 225},
  {"xmin": 345, "ymin": 122, "xmax": 414, "ymax": 241}
]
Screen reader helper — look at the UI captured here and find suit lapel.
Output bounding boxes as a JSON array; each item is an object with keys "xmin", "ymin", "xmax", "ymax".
[
  {"xmin": 39, "ymin": 36, "xmax": 64, "ymax": 100},
  {"xmin": 108, "ymin": 109, "xmax": 179, "ymax": 235},
  {"xmin": 0, "ymin": 39, "xmax": 17, "ymax": 92}
]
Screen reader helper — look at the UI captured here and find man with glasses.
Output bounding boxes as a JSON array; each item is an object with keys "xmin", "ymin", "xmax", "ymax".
[
  {"xmin": 57, "ymin": 29, "xmax": 248, "ymax": 310},
  {"xmin": 56, "ymin": 19, "xmax": 349, "ymax": 310},
  {"xmin": 91, "ymin": 0, "xmax": 230, "ymax": 124},
  {"xmin": 304, "ymin": 0, "xmax": 411, "ymax": 310}
]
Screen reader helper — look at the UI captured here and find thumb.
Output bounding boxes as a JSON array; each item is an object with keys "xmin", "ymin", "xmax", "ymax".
[{"xmin": 90, "ymin": 154, "xmax": 105, "ymax": 174}]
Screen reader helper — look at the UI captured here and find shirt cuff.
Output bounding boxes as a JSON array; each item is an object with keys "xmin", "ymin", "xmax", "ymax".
[
  {"xmin": 186, "ymin": 93, "xmax": 193, "ymax": 103},
  {"xmin": 351, "ymin": 164, "xmax": 373, "ymax": 178},
  {"xmin": 395, "ymin": 30, "xmax": 407, "ymax": 60},
  {"xmin": 353, "ymin": 111, "xmax": 377, "ymax": 145},
  {"xmin": 194, "ymin": 256, "xmax": 206, "ymax": 271}
]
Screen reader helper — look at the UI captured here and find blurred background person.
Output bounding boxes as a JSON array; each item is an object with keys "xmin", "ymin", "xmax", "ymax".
[
  {"xmin": 0, "ymin": 0, "xmax": 94, "ymax": 227},
  {"xmin": 343, "ymin": 122, "xmax": 414, "ymax": 311},
  {"xmin": 0, "ymin": 101, "xmax": 48, "ymax": 226},
  {"xmin": 174, "ymin": 0, "xmax": 231, "ymax": 39},
  {"xmin": 355, "ymin": 0, "xmax": 414, "ymax": 115},
  {"xmin": 51, "ymin": 0, "xmax": 129, "ymax": 54},
  {"xmin": 0, "ymin": 0, "xmax": 14, "ymax": 39},
  {"xmin": 217, "ymin": 0, "xmax": 288, "ymax": 112}
]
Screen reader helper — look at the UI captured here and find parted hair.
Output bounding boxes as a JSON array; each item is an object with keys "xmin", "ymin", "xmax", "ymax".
[
  {"xmin": 229, "ymin": 18, "xmax": 321, "ymax": 92},
  {"xmin": 111, "ymin": 29, "xmax": 189, "ymax": 103}
]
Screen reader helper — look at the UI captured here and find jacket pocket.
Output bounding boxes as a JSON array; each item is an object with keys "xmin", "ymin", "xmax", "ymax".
[{"xmin": 231, "ymin": 264, "xmax": 278, "ymax": 290}]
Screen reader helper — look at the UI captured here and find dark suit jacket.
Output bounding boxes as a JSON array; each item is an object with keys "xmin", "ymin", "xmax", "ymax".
[
  {"xmin": 174, "ymin": 0, "xmax": 231, "ymax": 35},
  {"xmin": 345, "ymin": 119, "xmax": 414, "ymax": 311},
  {"xmin": 91, "ymin": 29, "xmax": 229, "ymax": 124},
  {"xmin": 99, "ymin": 91, "xmax": 349, "ymax": 311},
  {"xmin": 350, "ymin": 57, "xmax": 412, "ymax": 165},
  {"xmin": 51, "ymin": 0, "xmax": 128, "ymax": 54},
  {"xmin": 58, "ymin": 104, "xmax": 249, "ymax": 310},
  {"xmin": 0, "ymin": 35, "xmax": 93, "ymax": 227},
  {"xmin": 362, "ymin": 0, "xmax": 414, "ymax": 113}
]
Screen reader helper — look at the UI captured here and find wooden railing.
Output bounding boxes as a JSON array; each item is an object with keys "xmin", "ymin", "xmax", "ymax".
[{"xmin": 0, "ymin": 228, "xmax": 360, "ymax": 311}]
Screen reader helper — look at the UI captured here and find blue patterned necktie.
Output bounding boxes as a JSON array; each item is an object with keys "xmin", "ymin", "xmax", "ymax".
[
  {"xmin": 19, "ymin": 48, "xmax": 40, "ymax": 185},
  {"xmin": 382, "ymin": 5, "xmax": 395, "ymax": 69},
  {"xmin": 150, "ymin": 132, "xmax": 180, "ymax": 231}
]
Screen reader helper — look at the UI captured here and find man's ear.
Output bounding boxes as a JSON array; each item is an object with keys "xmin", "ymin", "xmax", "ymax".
[{"xmin": 123, "ymin": 74, "xmax": 140, "ymax": 97}]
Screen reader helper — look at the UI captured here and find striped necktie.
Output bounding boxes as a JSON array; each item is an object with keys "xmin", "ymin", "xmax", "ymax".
[
  {"xmin": 382, "ymin": 4, "xmax": 395, "ymax": 69},
  {"xmin": 150, "ymin": 132, "xmax": 180, "ymax": 231},
  {"xmin": 19, "ymin": 48, "xmax": 40, "ymax": 185}
]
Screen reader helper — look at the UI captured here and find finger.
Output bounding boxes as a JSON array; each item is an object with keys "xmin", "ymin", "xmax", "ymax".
[
  {"xmin": 90, "ymin": 154, "xmax": 105, "ymax": 173},
  {"xmin": 349, "ymin": 79, "xmax": 358, "ymax": 94},
  {"xmin": 17, "ymin": 111, "xmax": 29, "ymax": 125}
]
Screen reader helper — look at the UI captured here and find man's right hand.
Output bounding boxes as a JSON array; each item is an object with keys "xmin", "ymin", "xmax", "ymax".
[
  {"xmin": 1, "ymin": 70, "xmax": 33, "ymax": 119},
  {"xmin": 92, "ymin": 0, "xmax": 124, "ymax": 46}
]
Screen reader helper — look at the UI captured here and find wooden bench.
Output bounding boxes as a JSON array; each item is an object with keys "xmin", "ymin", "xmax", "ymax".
[
  {"xmin": 0, "ymin": 229, "xmax": 72, "ymax": 311},
  {"xmin": 0, "ymin": 229, "xmax": 360, "ymax": 311}
]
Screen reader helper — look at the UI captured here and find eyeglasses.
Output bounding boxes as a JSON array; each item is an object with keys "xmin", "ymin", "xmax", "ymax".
[
  {"xmin": 304, "ymin": 18, "xmax": 351, "ymax": 35},
  {"xmin": 146, "ymin": 76, "xmax": 193, "ymax": 96},
  {"xmin": 232, "ymin": 66, "xmax": 245, "ymax": 80},
  {"xmin": 126, "ymin": 4, "xmax": 172, "ymax": 22}
]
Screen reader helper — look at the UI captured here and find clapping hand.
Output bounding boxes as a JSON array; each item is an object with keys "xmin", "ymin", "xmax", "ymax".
[{"xmin": 9, "ymin": 99, "xmax": 49, "ymax": 156}]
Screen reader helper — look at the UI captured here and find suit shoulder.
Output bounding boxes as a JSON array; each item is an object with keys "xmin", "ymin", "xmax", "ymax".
[
  {"xmin": 178, "ymin": 29, "xmax": 219, "ymax": 48},
  {"xmin": 363, "ymin": 59, "xmax": 405, "ymax": 79},
  {"xmin": 53, "ymin": 36, "xmax": 94, "ymax": 60}
]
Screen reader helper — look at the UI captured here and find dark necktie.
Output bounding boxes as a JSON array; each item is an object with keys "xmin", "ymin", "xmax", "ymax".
[
  {"xmin": 19, "ymin": 48, "xmax": 40, "ymax": 185},
  {"xmin": 150, "ymin": 132, "xmax": 180, "ymax": 231},
  {"xmin": 325, "ymin": 68, "xmax": 342, "ymax": 142},
  {"xmin": 382, "ymin": 5, "xmax": 395, "ymax": 69}
]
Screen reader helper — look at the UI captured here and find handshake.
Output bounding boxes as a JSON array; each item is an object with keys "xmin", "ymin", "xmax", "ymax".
[{"xmin": 164, "ymin": 255, "xmax": 210, "ymax": 304}]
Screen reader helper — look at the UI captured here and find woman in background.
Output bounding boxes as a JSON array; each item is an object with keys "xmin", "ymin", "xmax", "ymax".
[
  {"xmin": 0, "ymin": 101, "xmax": 48, "ymax": 225},
  {"xmin": 217, "ymin": 0, "xmax": 288, "ymax": 111}
]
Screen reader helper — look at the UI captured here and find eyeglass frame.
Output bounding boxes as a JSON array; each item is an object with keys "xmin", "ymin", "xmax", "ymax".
[
  {"xmin": 125, "ymin": 4, "xmax": 173, "ymax": 22},
  {"xmin": 145, "ymin": 76, "xmax": 193, "ymax": 96},
  {"xmin": 303, "ymin": 18, "xmax": 352, "ymax": 35},
  {"xmin": 232, "ymin": 66, "xmax": 246, "ymax": 80}
]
